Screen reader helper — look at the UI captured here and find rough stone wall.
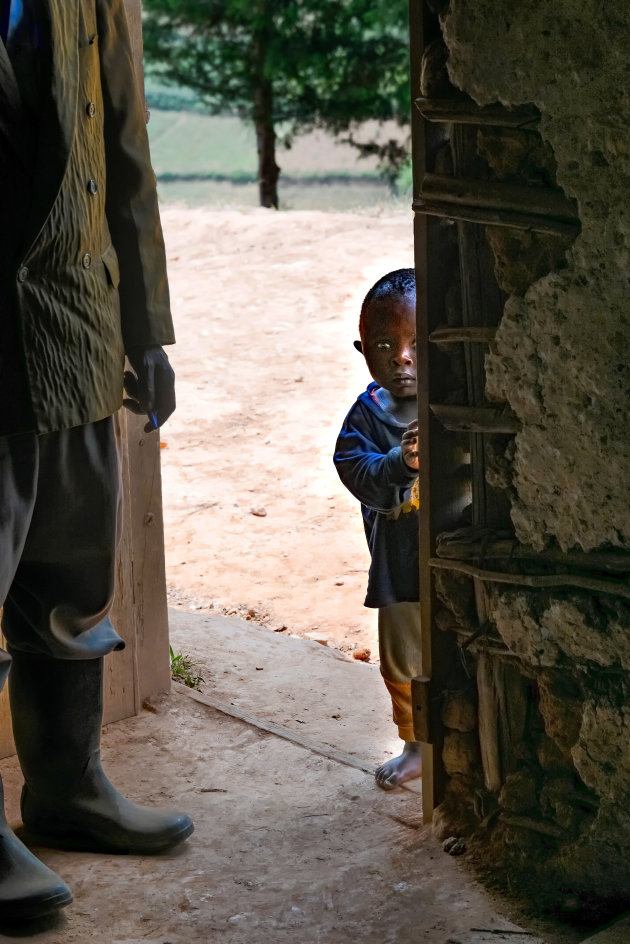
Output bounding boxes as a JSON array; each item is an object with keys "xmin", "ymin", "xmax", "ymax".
[
  {"xmin": 490, "ymin": 586, "xmax": 630, "ymax": 897},
  {"xmin": 443, "ymin": 3, "xmax": 630, "ymax": 553},
  {"xmin": 428, "ymin": 2, "xmax": 630, "ymax": 905}
]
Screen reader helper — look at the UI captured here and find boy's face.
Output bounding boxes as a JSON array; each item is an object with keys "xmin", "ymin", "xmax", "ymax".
[{"xmin": 356, "ymin": 293, "xmax": 416, "ymax": 399}]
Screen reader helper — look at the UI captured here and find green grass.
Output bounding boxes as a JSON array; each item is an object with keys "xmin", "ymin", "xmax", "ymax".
[
  {"xmin": 148, "ymin": 112, "xmax": 258, "ymax": 180},
  {"xmin": 169, "ymin": 646, "xmax": 205, "ymax": 690},
  {"xmin": 144, "ymin": 78, "xmax": 210, "ymax": 113},
  {"xmin": 146, "ymin": 108, "xmax": 410, "ymax": 210}
]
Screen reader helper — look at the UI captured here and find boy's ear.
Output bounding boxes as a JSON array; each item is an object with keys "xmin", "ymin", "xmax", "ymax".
[{"xmin": 353, "ymin": 339, "xmax": 363, "ymax": 354}]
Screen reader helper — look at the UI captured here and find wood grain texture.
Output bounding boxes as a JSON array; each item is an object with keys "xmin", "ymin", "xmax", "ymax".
[
  {"xmin": 126, "ymin": 415, "xmax": 172, "ymax": 701},
  {"xmin": 477, "ymin": 653, "xmax": 502, "ymax": 793},
  {"xmin": 0, "ymin": 639, "xmax": 14, "ymax": 759},
  {"xmin": 106, "ymin": 410, "xmax": 139, "ymax": 724}
]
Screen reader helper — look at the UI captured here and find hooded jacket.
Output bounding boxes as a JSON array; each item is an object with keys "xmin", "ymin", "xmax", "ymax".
[{"xmin": 334, "ymin": 382, "xmax": 420, "ymax": 608}]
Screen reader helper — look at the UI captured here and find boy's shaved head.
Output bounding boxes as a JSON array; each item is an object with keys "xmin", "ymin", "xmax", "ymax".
[{"xmin": 359, "ymin": 268, "xmax": 415, "ymax": 341}]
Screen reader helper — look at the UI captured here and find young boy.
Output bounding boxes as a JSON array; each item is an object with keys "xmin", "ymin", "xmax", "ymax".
[{"xmin": 334, "ymin": 268, "xmax": 422, "ymax": 790}]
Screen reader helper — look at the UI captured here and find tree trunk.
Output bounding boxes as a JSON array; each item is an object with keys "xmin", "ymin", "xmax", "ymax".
[{"xmin": 254, "ymin": 80, "xmax": 279, "ymax": 209}]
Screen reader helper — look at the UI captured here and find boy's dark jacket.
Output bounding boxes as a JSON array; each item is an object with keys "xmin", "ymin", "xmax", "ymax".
[
  {"xmin": 0, "ymin": 0, "xmax": 174, "ymax": 436},
  {"xmin": 334, "ymin": 382, "xmax": 420, "ymax": 608}
]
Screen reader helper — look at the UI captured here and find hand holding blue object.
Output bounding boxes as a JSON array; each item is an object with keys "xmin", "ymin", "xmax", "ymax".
[{"xmin": 123, "ymin": 345, "xmax": 176, "ymax": 432}]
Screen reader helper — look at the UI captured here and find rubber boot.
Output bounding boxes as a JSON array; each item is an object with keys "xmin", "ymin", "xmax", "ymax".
[
  {"xmin": 0, "ymin": 774, "xmax": 72, "ymax": 921},
  {"xmin": 9, "ymin": 656, "xmax": 194, "ymax": 854}
]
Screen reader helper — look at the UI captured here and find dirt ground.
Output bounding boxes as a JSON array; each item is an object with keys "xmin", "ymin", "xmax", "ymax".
[
  {"xmin": 0, "ymin": 612, "xmax": 583, "ymax": 944},
  {"xmin": 159, "ymin": 205, "xmax": 416, "ymax": 660}
]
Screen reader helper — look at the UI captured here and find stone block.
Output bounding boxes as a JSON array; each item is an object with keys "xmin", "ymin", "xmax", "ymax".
[
  {"xmin": 442, "ymin": 693, "xmax": 477, "ymax": 732},
  {"xmin": 443, "ymin": 731, "xmax": 480, "ymax": 777}
]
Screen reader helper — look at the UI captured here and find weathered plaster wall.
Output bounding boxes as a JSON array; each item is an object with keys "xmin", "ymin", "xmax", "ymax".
[
  {"xmin": 489, "ymin": 586, "xmax": 630, "ymax": 894},
  {"xmin": 491, "ymin": 591, "xmax": 630, "ymax": 672},
  {"xmin": 430, "ymin": 2, "xmax": 630, "ymax": 904},
  {"xmin": 442, "ymin": 3, "xmax": 630, "ymax": 553}
]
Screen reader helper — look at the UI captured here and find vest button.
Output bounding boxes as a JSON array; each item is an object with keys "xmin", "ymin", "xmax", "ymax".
[
  {"xmin": 87, "ymin": 178, "xmax": 99, "ymax": 195},
  {"xmin": 17, "ymin": 266, "xmax": 29, "ymax": 282},
  {"xmin": 86, "ymin": 101, "xmax": 96, "ymax": 118},
  {"xmin": 82, "ymin": 253, "xmax": 92, "ymax": 269}
]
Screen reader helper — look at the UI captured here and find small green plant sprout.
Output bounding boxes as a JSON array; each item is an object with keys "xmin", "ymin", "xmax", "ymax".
[{"xmin": 169, "ymin": 646, "xmax": 205, "ymax": 691}]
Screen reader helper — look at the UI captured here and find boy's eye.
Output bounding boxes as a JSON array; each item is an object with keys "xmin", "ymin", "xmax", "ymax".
[{"xmin": 375, "ymin": 341, "xmax": 391, "ymax": 350}]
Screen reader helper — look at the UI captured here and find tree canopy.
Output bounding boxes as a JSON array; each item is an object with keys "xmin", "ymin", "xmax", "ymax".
[{"xmin": 142, "ymin": 0, "xmax": 410, "ymax": 207}]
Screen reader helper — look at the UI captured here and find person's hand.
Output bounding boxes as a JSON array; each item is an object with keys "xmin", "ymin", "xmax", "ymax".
[
  {"xmin": 401, "ymin": 419, "xmax": 419, "ymax": 470},
  {"xmin": 124, "ymin": 345, "xmax": 176, "ymax": 432}
]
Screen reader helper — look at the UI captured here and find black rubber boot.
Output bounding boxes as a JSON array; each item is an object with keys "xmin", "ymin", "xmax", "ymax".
[
  {"xmin": 0, "ymin": 775, "xmax": 72, "ymax": 921},
  {"xmin": 9, "ymin": 656, "xmax": 194, "ymax": 855}
]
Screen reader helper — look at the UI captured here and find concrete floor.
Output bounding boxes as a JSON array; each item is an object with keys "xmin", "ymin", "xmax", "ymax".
[{"xmin": 0, "ymin": 612, "xmax": 586, "ymax": 943}]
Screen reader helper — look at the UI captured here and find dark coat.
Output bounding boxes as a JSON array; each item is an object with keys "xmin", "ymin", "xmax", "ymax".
[
  {"xmin": 334, "ymin": 383, "xmax": 420, "ymax": 608},
  {"xmin": 0, "ymin": 0, "xmax": 174, "ymax": 436}
]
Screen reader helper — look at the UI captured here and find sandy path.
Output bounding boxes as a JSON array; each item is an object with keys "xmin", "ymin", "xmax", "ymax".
[{"xmin": 160, "ymin": 207, "xmax": 415, "ymax": 658}]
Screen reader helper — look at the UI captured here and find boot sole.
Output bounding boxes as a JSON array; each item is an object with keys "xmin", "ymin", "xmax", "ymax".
[
  {"xmin": 20, "ymin": 818, "xmax": 194, "ymax": 855},
  {"xmin": 0, "ymin": 886, "xmax": 73, "ymax": 923}
]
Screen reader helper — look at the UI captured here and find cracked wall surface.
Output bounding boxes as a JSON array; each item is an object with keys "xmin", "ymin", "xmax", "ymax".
[
  {"xmin": 428, "ymin": 2, "xmax": 630, "ymax": 904},
  {"xmin": 443, "ymin": 3, "xmax": 630, "ymax": 553}
]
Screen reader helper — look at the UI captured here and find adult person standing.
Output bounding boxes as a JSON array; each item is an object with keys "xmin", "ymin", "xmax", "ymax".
[{"xmin": 0, "ymin": 0, "xmax": 193, "ymax": 922}]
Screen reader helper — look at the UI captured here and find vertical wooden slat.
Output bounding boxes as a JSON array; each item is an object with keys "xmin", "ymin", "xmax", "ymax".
[
  {"xmin": 104, "ymin": 0, "xmax": 147, "ymax": 722},
  {"xmin": 410, "ymin": 0, "xmax": 435, "ymax": 819},
  {"xmin": 112, "ymin": 0, "xmax": 172, "ymax": 706},
  {"xmin": 0, "ymin": 649, "xmax": 14, "ymax": 758},
  {"xmin": 410, "ymin": 0, "xmax": 463, "ymax": 822},
  {"xmin": 411, "ymin": 0, "xmax": 440, "ymax": 821},
  {"xmin": 125, "ymin": 416, "xmax": 172, "ymax": 702},
  {"xmin": 104, "ymin": 412, "xmax": 139, "ymax": 724},
  {"xmin": 451, "ymin": 118, "xmax": 518, "ymax": 796},
  {"xmin": 477, "ymin": 652, "xmax": 502, "ymax": 792},
  {"xmin": 411, "ymin": 1, "xmax": 524, "ymax": 821},
  {"xmin": 104, "ymin": 0, "xmax": 171, "ymax": 717}
]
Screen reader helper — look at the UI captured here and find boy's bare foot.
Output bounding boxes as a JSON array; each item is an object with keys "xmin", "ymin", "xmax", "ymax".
[{"xmin": 375, "ymin": 741, "xmax": 423, "ymax": 790}]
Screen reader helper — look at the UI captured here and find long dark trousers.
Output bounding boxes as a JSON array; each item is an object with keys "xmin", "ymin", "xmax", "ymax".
[{"xmin": 0, "ymin": 417, "xmax": 124, "ymax": 689}]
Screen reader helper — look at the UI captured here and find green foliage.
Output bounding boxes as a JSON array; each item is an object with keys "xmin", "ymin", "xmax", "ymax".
[
  {"xmin": 145, "ymin": 77, "xmax": 211, "ymax": 113},
  {"xmin": 142, "ymin": 0, "xmax": 410, "ymax": 201},
  {"xmin": 146, "ymin": 111, "xmax": 399, "ymax": 209},
  {"xmin": 148, "ymin": 111, "xmax": 258, "ymax": 179},
  {"xmin": 395, "ymin": 158, "xmax": 413, "ymax": 196},
  {"xmin": 143, "ymin": 0, "xmax": 409, "ymax": 126},
  {"xmin": 340, "ymin": 132, "xmax": 410, "ymax": 192},
  {"xmin": 169, "ymin": 645, "xmax": 205, "ymax": 690}
]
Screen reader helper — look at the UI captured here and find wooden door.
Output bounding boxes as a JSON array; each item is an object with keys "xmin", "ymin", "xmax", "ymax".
[{"xmin": 408, "ymin": 0, "xmax": 580, "ymax": 821}]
